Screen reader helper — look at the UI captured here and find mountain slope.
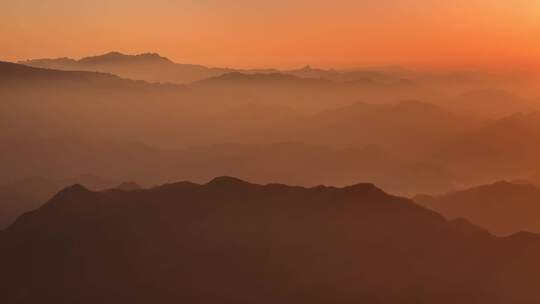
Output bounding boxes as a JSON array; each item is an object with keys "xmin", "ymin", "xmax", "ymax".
[
  {"xmin": 0, "ymin": 175, "xmax": 116, "ymax": 229},
  {"xmin": 2, "ymin": 178, "xmax": 540, "ymax": 303},
  {"xmin": 415, "ymin": 181, "xmax": 540, "ymax": 236}
]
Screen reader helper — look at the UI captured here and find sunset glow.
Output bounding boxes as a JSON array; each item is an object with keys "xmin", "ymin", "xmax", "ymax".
[
  {"xmin": 2, "ymin": 0, "xmax": 540, "ymax": 69},
  {"xmin": 4, "ymin": 1, "xmax": 540, "ymax": 303}
]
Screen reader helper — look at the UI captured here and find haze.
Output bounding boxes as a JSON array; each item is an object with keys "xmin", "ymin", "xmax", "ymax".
[{"xmin": 4, "ymin": 1, "xmax": 540, "ymax": 303}]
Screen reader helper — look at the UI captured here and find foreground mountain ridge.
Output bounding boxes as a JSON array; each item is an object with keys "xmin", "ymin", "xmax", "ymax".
[{"xmin": 2, "ymin": 177, "xmax": 540, "ymax": 303}]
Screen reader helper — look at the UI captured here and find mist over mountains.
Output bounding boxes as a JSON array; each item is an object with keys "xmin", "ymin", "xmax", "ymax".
[
  {"xmin": 415, "ymin": 181, "xmax": 540, "ymax": 236},
  {"xmin": 19, "ymin": 51, "xmax": 230, "ymax": 84},
  {"xmin": 3, "ymin": 51, "xmax": 540, "ymax": 303},
  {"xmin": 19, "ymin": 51, "xmax": 413, "ymax": 85},
  {"xmin": 2, "ymin": 59, "xmax": 539, "ymax": 191}
]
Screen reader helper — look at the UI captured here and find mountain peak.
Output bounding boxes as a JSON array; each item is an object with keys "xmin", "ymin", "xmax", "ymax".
[
  {"xmin": 103, "ymin": 51, "xmax": 123, "ymax": 56},
  {"xmin": 58, "ymin": 184, "xmax": 91, "ymax": 195},
  {"xmin": 342, "ymin": 182, "xmax": 385, "ymax": 195},
  {"xmin": 78, "ymin": 51, "xmax": 171, "ymax": 65},
  {"xmin": 47, "ymin": 184, "xmax": 93, "ymax": 204},
  {"xmin": 206, "ymin": 176, "xmax": 254, "ymax": 187}
]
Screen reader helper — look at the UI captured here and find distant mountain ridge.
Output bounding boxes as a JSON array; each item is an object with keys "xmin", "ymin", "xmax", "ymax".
[
  {"xmin": 0, "ymin": 60, "xmax": 178, "ymax": 90},
  {"xmin": 3, "ymin": 61, "xmax": 539, "ymax": 196},
  {"xmin": 19, "ymin": 51, "xmax": 537, "ymax": 94},
  {"xmin": 19, "ymin": 51, "xmax": 413, "ymax": 85},
  {"xmin": 195, "ymin": 71, "xmax": 333, "ymax": 87},
  {"xmin": 78, "ymin": 51, "xmax": 172, "ymax": 65},
  {"xmin": 19, "ymin": 52, "xmax": 233, "ymax": 83},
  {"xmin": 22, "ymin": 51, "xmax": 172, "ymax": 67},
  {"xmin": 435, "ymin": 111, "xmax": 540, "ymax": 184},
  {"xmin": 415, "ymin": 181, "xmax": 540, "ymax": 236},
  {"xmin": 443, "ymin": 88, "xmax": 537, "ymax": 119}
]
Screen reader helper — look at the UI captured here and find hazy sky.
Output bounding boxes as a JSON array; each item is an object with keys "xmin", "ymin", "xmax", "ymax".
[{"xmin": 2, "ymin": 0, "xmax": 540, "ymax": 69}]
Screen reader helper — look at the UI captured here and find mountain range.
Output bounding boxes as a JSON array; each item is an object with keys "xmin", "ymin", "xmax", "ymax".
[
  {"xmin": 18, "ymin": 52, "xmax": 234, "ymax": 84},
  {"xmin": 2, "ymin": 60, "xmax": 540, "ymax": 195},
  {"xmin": 4, "ymin": 50, "xmax": 540, "ymax": 303},
  {"xmin": 19, "ymin": 51, "xmax": 412, "ymax": 86},
  {"xmin": 0, "ymin": 138, "xmax": 456, "ymax": 196},
  {"xmin": 2, "ymin": 177, "xmax": 540, "ymax": 303},
  {"xmin": 19, "ymin": 52, "xmax": 539, "ymax": 103}
]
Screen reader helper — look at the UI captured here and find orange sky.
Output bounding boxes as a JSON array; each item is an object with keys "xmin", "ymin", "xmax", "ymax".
[{"xmin": 1, "ymin": 0, "xmax": 540, "ymax": 69}]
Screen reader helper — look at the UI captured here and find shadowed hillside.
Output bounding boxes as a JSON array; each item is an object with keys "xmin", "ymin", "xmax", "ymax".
[
  {"xmin": 2, "ymin": 177, "xmax": 540, "ymax": 303},
  {"xmin": 0, "ymin": 175, "xmax": 116, "ymax": 229}
]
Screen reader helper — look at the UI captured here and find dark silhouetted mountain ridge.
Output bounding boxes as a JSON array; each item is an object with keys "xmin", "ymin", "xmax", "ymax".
[{"xmin": 3, "ymin": 177, "xmax": 540, "ymax": 303}]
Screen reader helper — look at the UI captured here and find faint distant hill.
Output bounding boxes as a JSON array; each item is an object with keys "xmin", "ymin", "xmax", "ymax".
[
  {"xmin": 0, "ymin": 60, "xmax": 130, "ymax": 86},
  {"xmin": 19, "ymin": 51, "xmax": 235, "ymax": 84},
  {"xmin": 3, "ymin": 177, "xmax": 540, "ymax": 303},
  {"xmin": 284, "ymin": 65, "xmax": 413, "ymax": 85},
  {"xmin": 285, "ymin": 65, "xmax": 340, "ymax": 79},
  {"xmin": 19, "ymin": 51, "xmax": 539, "ymax": 100},
  {"xmin": 20, "ymin": 51, "xmax": 415, "ymax": 86},
  {"xmin": 18, "ymin": 53, "xmax": 449, "ymax": 111},
  {"xmin": 195, "ymin": 72, "xmax": 333, "ymax": 87},
  {"xmin": 2, "ymin": 61, "xmax": 428, "ymax": 143},
  {"xmin": 190, "ymin": 71, "xmax": 358, "ymax": 112},
  {"xmin": 3, "ymin": 61, "xmax": 540, "ymax": 193},
  {"xmin": 411, "ymin": 70, "xmax": 533, "ymax": 95},
  {"xmin": 21, "ymin": 52, "xmax": 171, "ymax": 69},
  {"xmin": 297, "ymin": 100, "xmax": 475, "ymax": 154},
  {"xmin": 442, "ymin": 88, "xmax": 537, "ymax": 119},
  {"xmin": 0, "ymin": 61, "xmax": 299, "ymax": 147},
  {"xmin": 0, "ymin": 61, "xmax": 184, "ymax": 98},
  {"xmin": 78, "ymin": 51, "xmax": 172, "ymax": 65},
  {"xmin": 192, "ymin": 70, "xmax": 441, "ymax": 113},
  {"xmin": 0, "ymin": 137, "xmax": 457, "ymax": 198},
  {"xmin": 195, "ymin": 70, "xmax": 411, "ymax": 88},
  {"xmin": 171, "ymin": 142, "xmax": 456, "ymax": 195},
  {"xmin": 415, "ymin": 181, "xmax": 540, "ymax": 236},
  {"xmin": 0, "ymin": 175, "xmax": 115, "ymax": 229},
  {"xmin": 435, "ymin": 112, "xmax": 540, "ymax": 183}
]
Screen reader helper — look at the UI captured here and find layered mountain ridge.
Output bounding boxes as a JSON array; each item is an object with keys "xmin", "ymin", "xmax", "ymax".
[{"xmin": 2, "ymin": 177, "xmax": 540, "ymax": 303}]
